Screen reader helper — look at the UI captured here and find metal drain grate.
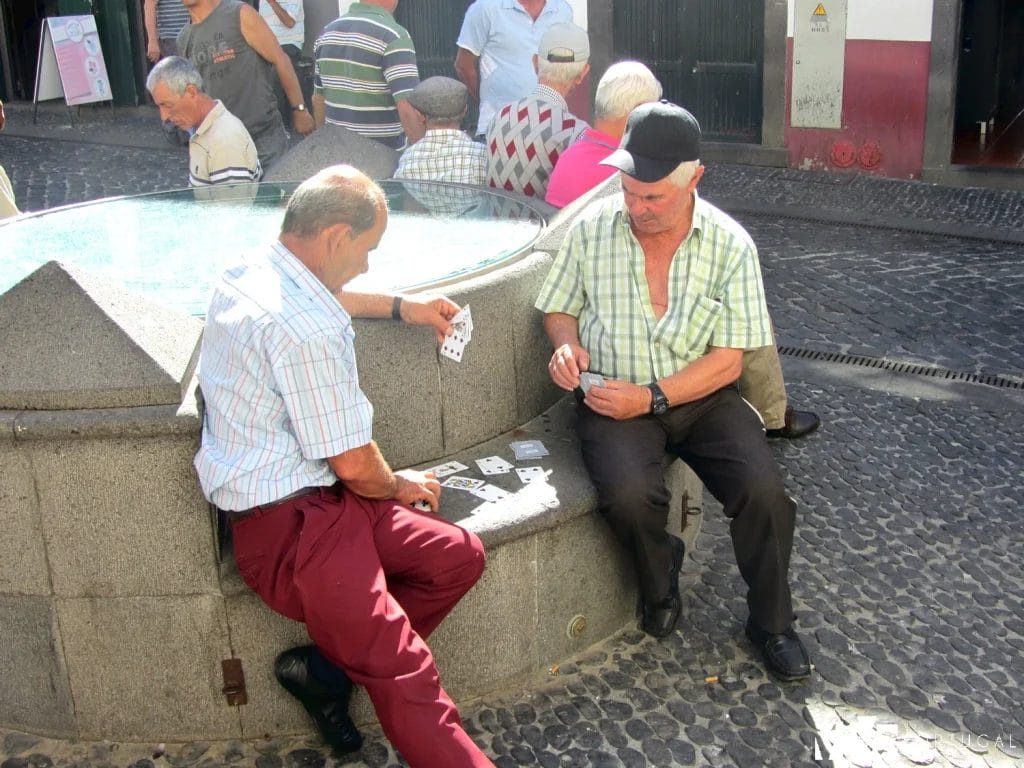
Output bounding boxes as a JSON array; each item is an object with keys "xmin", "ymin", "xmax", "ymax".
[{"xmin": 777, "ymin": 346, "xmax": 1024, "ymax": 390}]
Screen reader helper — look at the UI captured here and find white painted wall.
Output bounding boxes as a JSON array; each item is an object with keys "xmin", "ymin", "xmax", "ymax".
[
  {"xmin": 787, "ymin": 0, "xmax": 933, "ymax": 41},
  {"xmin": 567, "ymin": 0, "xmax": 588, "ymax": 30}
]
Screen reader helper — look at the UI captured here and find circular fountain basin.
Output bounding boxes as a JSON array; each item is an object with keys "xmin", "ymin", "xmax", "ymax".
[{"xmin": 0, "ymin": 181, "xmax": 546, "ymax": 316}]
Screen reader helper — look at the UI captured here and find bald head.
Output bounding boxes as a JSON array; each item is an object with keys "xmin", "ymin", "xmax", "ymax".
[{"xmin": 281, "ymin": 165, "xmax": 387, "ymax": 239}]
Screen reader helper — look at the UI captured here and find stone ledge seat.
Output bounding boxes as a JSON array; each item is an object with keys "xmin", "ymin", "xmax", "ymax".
[{"xmin": 219, "ymin": 394, "xmax": 704, "ymax": 735}]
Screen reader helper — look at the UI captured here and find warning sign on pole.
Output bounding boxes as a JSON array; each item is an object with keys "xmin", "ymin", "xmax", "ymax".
[
  {"xmin": 813, "ymin": 3, "xmax": 827, "ymax": 15},
  {"xmin": 33, "ymin": 16, "xmax": 112, "ymax": 108}
]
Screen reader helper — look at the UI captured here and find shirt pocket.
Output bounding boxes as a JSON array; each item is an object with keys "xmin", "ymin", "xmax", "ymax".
[{"xmin": 663, "ymin": 294, "xmax": 722, "ymax": 359}]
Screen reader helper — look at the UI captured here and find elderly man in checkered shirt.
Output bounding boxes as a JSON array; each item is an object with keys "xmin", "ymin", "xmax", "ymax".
[
  {"xmin": 394, "ymin": 76, "xmax": 487, "ymax": 184},
  {"xmin": 536, "ymin": 101, "xmax": 813, "ymax": 683}
]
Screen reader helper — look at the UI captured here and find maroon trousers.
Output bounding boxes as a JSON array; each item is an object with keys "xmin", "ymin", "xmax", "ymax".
[{"xmin": 230, "ymin": 485, "xmax": 492, "ymax": 767}]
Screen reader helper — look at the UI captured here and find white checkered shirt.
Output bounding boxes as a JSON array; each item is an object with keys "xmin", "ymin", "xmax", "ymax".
[
  {"xmin": 194, "ymin": 241, "xmax": 374, "ymax": 511},
  {"xmin": 394, "ymin": 129, "xmax": 488, "ymax": 184}
]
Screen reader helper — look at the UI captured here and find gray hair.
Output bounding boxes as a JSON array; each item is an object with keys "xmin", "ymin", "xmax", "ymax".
[
  {"xmin": 281, "ymin": 165, "xmax": 387, "ymax": 238},
  {"xmin": 146, "ymin": 56, "xmax": 203, "ymax": 95},
  {"xmin": 595, "ymin": 61, "xmax": 662, "ymax": 121},
  {"xmin": 537, "ymin": 59, "xmax": 589, "ymax": 88},
  {"xmin": 667, "ymin": 160, "xmax": 702, "ymax": 189}
]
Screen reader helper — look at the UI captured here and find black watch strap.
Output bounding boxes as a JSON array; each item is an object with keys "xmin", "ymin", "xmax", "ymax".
[{"xmin": 647, "ymin": 383, "xmax": 669, "ymax": 415}]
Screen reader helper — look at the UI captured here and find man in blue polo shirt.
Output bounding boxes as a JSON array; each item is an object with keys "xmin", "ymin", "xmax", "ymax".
[{"xmin": 455, "ymin": 0, "xmax": 572, "ymax": 137}]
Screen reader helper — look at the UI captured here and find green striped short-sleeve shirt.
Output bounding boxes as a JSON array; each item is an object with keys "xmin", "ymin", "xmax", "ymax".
[
  {"xmin": 535, "ymin": 192, "xmax": 773, "ymax": 384},
  {"xmin": 313, "ymin": 2, "xmax": 419, "ymax": 150}
]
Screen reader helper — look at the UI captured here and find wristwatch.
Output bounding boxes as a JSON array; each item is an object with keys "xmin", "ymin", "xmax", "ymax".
[
  {"xmin": 647, "ymin": 383, "xmax": 669, "ymax": 415},
  {"xmin": 292, "ymin": 103, "xmax": 306, "ymax": 112}
]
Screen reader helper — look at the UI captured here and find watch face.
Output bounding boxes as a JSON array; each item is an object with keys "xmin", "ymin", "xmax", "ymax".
[{"xmin": 649, "ymin": 384, "xmax": 668, "ymax": 415}]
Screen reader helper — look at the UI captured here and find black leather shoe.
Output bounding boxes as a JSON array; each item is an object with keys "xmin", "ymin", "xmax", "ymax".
[
  {"xmin": 745, "ymin": 620, "xmax": 812, "ymax": 681},
  {"xmin": 641, "ymin": 536, "xmax": 685, "ymax": 638},
  {"xmin": 765, "ymin": 407, "xmax": 820, "ymax": 439},
  {"xmin": 274, "ymin": 646, "xmax": 363, "ymax": 753}
]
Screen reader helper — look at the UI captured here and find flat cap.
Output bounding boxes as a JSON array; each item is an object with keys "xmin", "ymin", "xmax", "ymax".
[{"xmin": 407, "ymin": 76, "xmax": 469, "ymax": 120}]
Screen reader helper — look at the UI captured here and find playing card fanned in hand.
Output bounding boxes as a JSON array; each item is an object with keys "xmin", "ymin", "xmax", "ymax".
[
  {"xmin": 579, "ymin": 372, "xmax": 606, "ymax": 394},
  {"xmin": 441, "ymin": 304, "xmax": 473, "ymax": 363}
]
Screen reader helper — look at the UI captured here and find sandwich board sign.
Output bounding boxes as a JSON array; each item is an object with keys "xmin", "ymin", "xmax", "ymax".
[{"xmin": 33, "ymin": 15, "xmax": 112, "ymax": 118}]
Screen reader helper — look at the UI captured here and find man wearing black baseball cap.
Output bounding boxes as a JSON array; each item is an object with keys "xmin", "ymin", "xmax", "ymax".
[{"xmin": 536, "ymin": 100, "xmax": 812, "ymax": 681}]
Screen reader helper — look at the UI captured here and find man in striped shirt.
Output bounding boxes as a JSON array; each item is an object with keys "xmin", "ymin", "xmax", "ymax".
[
  {"xmin": 536, "ymin": 102, "xmax": 812, "ymax": 681},
  {"xmin": 147, "ymin": 56, "xmax": 262, "ymax": 188},
  {"xmin": 144, "ymin": 0, "xmax": 190, "ymax": 61},
  {"xmin": 312, "ymin": 0, "xmax": 423, "ymax": 150},
  {"xmin": 195, "ymin": 166, "xmax": 493, "ymax": 766}
]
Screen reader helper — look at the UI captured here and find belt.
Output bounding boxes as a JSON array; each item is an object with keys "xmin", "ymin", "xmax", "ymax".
[{"xmin": 224, "ymin": 486, "xmax": 323, "ymax": 522}]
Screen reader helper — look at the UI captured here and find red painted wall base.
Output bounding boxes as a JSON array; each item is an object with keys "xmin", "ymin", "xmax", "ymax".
[{"xmin": 785, "ymin": 39, "xmax": 931, "ymax": 179}]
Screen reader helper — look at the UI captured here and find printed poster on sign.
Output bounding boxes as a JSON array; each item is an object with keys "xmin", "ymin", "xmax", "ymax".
[{"xmin": 34, "ymin": 15, "xmax": 112, "ymax": 107}]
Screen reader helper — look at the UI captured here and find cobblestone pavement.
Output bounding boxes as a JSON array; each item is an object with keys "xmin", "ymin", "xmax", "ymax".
[{"xmin": 2, "ymin": 112, "xmax": 1024, "ymax": 767}]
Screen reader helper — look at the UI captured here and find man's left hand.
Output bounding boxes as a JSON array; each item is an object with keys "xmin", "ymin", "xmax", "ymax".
[
  {"xmin": 398, "ymin": 295, "xmax": 461, "ymax": 343},
  {"xmin": 292, "ymin": 109, "xmax": 314, "ymax": 135},
  {"xmin": 584, "ymin": 379, "xmax": 652, "ymax": 421}
]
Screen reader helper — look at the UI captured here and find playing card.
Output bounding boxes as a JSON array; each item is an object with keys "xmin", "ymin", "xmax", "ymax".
[
  {"xmin": 452, "ymin": 304, "xmax": 473, "ymax": 337},
  {"xmin": 476, "ymin": 456, "xmax": 514, "ymax": 475},
  {"xmin": 423, "ymin": 460, "xmax": 469, "ymax": 478},
  {"xmin": 442, "ymin": 476, "xmax": 485, "ymax": 490},
  {"xmin": 469, "ymin": 484, "xmax": 510, "ymax": 502},
  {"xmin": 410, "ymin": 500, "xmax": 431, "ymax": 511},
  {"xmin": 469, "ymin": 500, "xmax": 500, "ymax": 516},
  {"xmin": 510, "ymin": 439, "xmax": 549, "ymax": 460},
  {"xmin": 516, "ymin": 466, "xmax": 549, "ymax": 484},
  {"xmin": 579, "ymin": 372, "xmax": 606, "ymax": 394},
  {"xmin": 440, "ymin": 328, "xmax": 468, "ymax": 362}
]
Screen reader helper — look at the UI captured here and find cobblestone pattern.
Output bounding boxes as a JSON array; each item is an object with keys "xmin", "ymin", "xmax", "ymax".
[
  {"xmin": 2, "ymin": 379, "xmax": 1022, "ymax": 767},
  {"xmin": 742, "ymin": 217, "xmax": 1024, "ymax": 378},
  {"xmin": 701, "ymin": 165, "xmax": 1024, "ymax": 234},
  {"xmin": 1, "ymin": 135, "xmax": 185, "ymax": 212}
]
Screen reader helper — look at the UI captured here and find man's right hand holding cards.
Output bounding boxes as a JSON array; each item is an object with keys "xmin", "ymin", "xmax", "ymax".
[{"xmin": 546, "ymin": 342, "xmax": 653, "ymax": 422}]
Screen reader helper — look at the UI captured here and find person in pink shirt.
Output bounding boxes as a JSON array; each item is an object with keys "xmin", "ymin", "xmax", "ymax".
[{"xmin": 545, "ymin": 60, "xmax": 661, "ymax": 208}]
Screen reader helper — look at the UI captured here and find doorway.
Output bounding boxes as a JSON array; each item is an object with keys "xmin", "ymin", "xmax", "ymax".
[
  {"xmin": 952, "ymin": 0, "xmax": 1024, "ymax": 167},
  {"xmin": 612, "ymin": 0, "xmax": 764, "ymax": 144}
]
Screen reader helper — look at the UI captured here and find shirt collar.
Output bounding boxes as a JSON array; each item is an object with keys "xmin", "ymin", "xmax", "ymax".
[
  {"xmin": 193, "ymin": 99, "xmax": 225, "ymax": 138},
  {"xmin": 349, "ymin": 2, "xmax": 394, "ymax": 19},
  {"xmin": 531, "ymin": 84, "xmax": 568, "ymax": 109},
  {"xmin": 267, "ymin": 241, "xmax": 351, "ymax": 323},
  {"xmin": 614, "ymin": 189, "xmax": 707, "ymax": 243}
]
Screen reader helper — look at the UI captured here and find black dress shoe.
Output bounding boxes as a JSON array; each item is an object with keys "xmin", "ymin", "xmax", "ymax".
[
  {"xmin": 745, "ymin": 620, "xmax": 812, "ymax": 681},
  {"xmin": 765, "ymin": 407, "xmax": 820, "ymax": 439},
  {"xmin": 642, "ymin": 536, "xmax": 685, "ymax": 638},
  {"xmin": 274, "ymin": 645, "xmax": 363, "ymax": 753}
]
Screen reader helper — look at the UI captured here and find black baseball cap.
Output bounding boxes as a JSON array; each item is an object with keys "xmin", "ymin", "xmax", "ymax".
[{"xmin": 600, "ymin": 100, "xmax": 701, "ymax": 182}]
